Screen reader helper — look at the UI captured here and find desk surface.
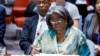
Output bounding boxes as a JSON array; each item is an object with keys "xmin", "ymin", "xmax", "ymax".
[{"xmin": 6, "ymin": 53, "xmax": 79, "ymax": 56}]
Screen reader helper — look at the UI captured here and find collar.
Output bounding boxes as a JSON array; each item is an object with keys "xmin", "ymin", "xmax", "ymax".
[
  {"xmin": 39, "ymin": 14, "xmax": 46, "ymax": 21},
  {"xmin": 49, "ymin": 27, "xmax": 70, "ymax": 40}
]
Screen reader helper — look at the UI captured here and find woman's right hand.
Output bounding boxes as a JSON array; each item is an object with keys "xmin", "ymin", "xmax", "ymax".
[
  {"xmin": 95, "ymin": 45, "xmax": 100, "ymax": 54},
  {"xmin": 31, "ymin": 46, "xmax": 40, "ymax": 56}
]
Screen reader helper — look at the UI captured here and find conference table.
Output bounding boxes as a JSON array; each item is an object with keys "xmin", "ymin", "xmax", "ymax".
[{"xmin": 6, "ymin": 53, "xmax": 79, "ymax": 56}]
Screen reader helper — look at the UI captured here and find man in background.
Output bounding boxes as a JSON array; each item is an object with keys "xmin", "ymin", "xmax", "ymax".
[
  {"xmin": 0, "ymin": 6, "xmax": 6, "ymax": 56},
  {"xmin": 0, "ymin": 6, "xmax": 6, "ymax": 47},
  {"xmin": 19, "ymin": 0, "xmax": 51, "ymax": 55}
]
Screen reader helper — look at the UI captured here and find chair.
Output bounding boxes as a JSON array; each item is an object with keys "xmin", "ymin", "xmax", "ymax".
[
  {"xmin": 86, "ymin": 39, "xmax": 95, "ymax": 56},
  {"xmin": 6, "ymin": 15, "xmax": 12, "ymax": 24},
  {"xmin": 13, "ymin": 1, "xmax": 36, "ymax": 39},
  {"xmin": 14, "ymin": 1, "xmax": 36, "ymax": 28},
  {"xmin": 11, "ymin": 0, "xmax": 30, "ymax": 17},
  {"xmin": 10, "ymin": 0, "xmax": 30, "ymax": 39},
  {"xmin": 6, "ymin": 54, "xmax": 11, "ymax": 56},
  {"xmin": 11, "ymin": 0, "xmax": 31, "ymax": 26}
]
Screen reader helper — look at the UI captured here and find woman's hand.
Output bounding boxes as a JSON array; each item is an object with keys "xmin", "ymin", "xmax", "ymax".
[
  {"xmin": 31, "ymin": 46, "xmax": 40, "ymax": 56},
  {"xmin": 95, "ymin": 45, "xmax": 100, "ymax": 54}
]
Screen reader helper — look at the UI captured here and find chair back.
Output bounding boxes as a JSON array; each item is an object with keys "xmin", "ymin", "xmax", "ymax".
[
  {"xmin": 12, "ymin": 0, "xmax": 30, "ymax": 17},
  {"xmin": 86, "ymin": 39, "xmax": 95, "ymax": 56}
]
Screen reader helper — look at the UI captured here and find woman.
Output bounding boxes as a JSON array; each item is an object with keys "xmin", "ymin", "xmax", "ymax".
[
  {"xmin": 31, "ymin": 6, "xmax": 90, "ymax": 56},
  {"xmin": 83, "ymin": 0, "xmax": 100, "ymax": 55},
  {"xmin": 50, "ymin": 0, "xmax": 80, "ymax": 28}
]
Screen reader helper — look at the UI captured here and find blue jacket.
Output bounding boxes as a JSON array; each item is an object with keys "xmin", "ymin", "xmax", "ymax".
[{"xmin": 0, "ymin": 6, "xmax": 6, "ymax": 46}]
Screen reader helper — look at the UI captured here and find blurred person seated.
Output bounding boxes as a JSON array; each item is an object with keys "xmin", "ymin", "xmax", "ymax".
[
  {"xmin": 0, "ymin": 6, "xmax": 6, "ymax": 47},
  {"xmin": 67, "ymin": 0, "xmax": 94, "ymax": 12},
  {"xmin": 49, "ymin": 0, "xmax": 80, "ymax": 28},
  {"xmin": 67, "ymin": 0, "xmax": 94, "ymax": 30},
  {"xmin": 83, "ymin": 0, "xmax": 100, "ymax": 55},
  {"xmin": 0, "ymin": 0, "xmax": 15, "ymax": 15},
  {"xmin": 0, "ymin": 6, "xmax": 6, "ymax": 56},
  {"xmin": 86, "ymin": 0, "xmax": 94, "ymax": 13},
  {"xmin": 31, "ymin": 6, "xmax": 90, "ymax": 56},
  {"xmin": 2, "ymin": 0, "xmax": 15, "ymax": 6}
]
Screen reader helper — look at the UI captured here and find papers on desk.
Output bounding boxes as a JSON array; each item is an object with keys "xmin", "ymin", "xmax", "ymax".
[
  {"xmin": 11, "ymin": 53, "xmax": 79, "ymax": 56},
  {"xmin": 34, "ymin": 53, "xmax": 79, "ymax": 56}
]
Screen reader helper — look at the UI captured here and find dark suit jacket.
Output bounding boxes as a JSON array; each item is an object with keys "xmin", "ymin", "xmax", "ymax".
[
  {"xmin": 0, "ymin": 6, "xmax": 6, "ymax": 46},
  {"xmin": 19, "ymin": 14, "xmax": 39, "ymax": 54}
]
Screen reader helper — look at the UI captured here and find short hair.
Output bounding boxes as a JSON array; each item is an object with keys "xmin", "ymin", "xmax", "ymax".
[{"xmin": 46, "ymin": 6, "xmax": 73, "ymax": 30}]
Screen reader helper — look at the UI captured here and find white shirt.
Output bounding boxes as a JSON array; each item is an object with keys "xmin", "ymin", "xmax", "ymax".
[
  {"xmin": 35, "ymin": 14, "xmax": 48, "ymax": 39},
  {"xmin": 50, "ymin": 2, "xmax": 80, "ymax": 20}
]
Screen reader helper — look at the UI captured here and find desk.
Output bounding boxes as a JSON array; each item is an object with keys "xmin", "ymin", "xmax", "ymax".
[{"xmin": 6, "ymin": 53, "xmax": 79, "ymax": 56}]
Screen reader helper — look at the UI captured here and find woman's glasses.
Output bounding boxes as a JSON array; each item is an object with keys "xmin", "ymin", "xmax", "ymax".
[{"xmin": 50, "ymin": 18, "xmax": 63, "ymax": 25}]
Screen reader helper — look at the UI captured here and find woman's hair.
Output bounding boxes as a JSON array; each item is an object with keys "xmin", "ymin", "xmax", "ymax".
[
  {"xmin": 46, "ymin": 6, "xmax": 73, "ymax": 29},
  {"xmin": 94, "ymin": 0, "xmax": 97, "ymax": 6},
  {"xmin": 94, "ymin": 0, "xmax": 97, "ymax": 11},
  {"xmin": 94, "ymin": 0, "xmax": 100, "ymax": 24}
]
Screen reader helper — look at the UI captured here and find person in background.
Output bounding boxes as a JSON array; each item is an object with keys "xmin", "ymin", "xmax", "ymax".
[
  {"xmin": 68, "ymin": 0, "xmax": 94, "ymax": 30},
  {"xmin": 0, "ymin": 6, "xmax": 6, "ymax": 56},
  {"xmin": 31, "ymin": 6, "xmax": 90, "ymax": 56},
  {"xmin": 86, "ymin": 0, "xmax": 94, "ymax": 13},
  {"xmin": 19, "ymin": 0, "xmax": 51, "ymax": 55},
  {"xmin": 50, "ymin": 0, "xmax": 80, "ymax": 29},
  {"xmin": 83, "ymin": 0, "xmax": 100, "ymax": 55},
  {"xmin": 67, "ymin": 0, "xmax": 95, "ymax": 13},
  {"xmin": 0, "ymin": 6, "xmax": 6, "ymax": 47}
]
